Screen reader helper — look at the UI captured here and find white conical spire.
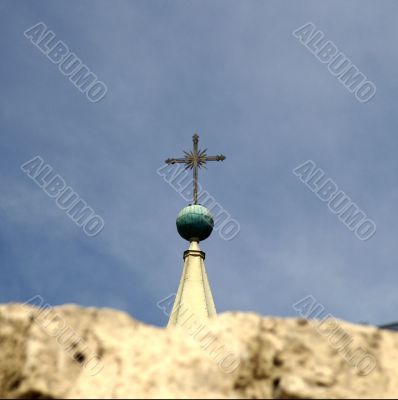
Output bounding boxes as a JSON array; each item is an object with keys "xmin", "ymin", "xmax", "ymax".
[
  {"xmin": 164, "ymin": 135, "xmax": 225, "ymax": 327},
  {"xmin": 168, "ymin": 241, "xmax": 216, "ymax": 327}
]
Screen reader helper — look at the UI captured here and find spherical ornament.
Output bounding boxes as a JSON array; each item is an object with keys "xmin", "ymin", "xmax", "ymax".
[{"xmin": 176, "ymin": 205, "xmax": 214, "ymax": 242}]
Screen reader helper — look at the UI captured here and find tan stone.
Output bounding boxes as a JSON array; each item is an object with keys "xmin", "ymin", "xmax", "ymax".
[{"xmin": 0, "ymin": 304, "xmax": 397, "ymax": 399}]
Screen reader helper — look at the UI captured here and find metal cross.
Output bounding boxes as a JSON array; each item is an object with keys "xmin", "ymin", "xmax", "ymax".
[{"xmin": 165, "ymin": 133, "xmax": 226, "ymax": 205}]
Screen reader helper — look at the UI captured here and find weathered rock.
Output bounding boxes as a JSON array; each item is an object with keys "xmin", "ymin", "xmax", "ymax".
[{"xmin": 0, "ymin": 304, "xmax": 397, "ymax": 399}]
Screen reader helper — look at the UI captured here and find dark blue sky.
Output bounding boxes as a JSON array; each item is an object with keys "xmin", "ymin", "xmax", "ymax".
[{"xmin": 1, "ymin": 0, "xmax": 397, "ymax": 326}]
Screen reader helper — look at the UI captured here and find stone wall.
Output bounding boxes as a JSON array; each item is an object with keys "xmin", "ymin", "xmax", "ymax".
[{"xmin": 0, "ymin": 304, "xmax": 397, "ymax": 399}]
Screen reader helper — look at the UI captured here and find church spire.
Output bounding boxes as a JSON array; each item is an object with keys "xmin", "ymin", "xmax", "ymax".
[
  {"xmin": 165, "ymin": 134, "xmax": 225, "ymax": 327},
  {"xmin": 168, "ymin": 240, "xmax": 216, "ymax": 326}
]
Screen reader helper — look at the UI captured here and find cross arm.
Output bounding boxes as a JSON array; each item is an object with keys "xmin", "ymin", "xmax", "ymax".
[
  {"xmin": 165, "ymin": 158, "xmax": 187, "ymax": 165},
  {"xmin": 205, "ymin": 155, "xmax": 226, "ymax": 162}
]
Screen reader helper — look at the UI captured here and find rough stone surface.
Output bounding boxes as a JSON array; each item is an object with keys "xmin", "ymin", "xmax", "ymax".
[{"xmin": 0, "ymin": 304, "xmax": 397, "ymax": 399}]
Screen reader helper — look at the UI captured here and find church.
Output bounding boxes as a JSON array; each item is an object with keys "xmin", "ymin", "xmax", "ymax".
[
  {"xmin": 165, "ymin": 133, "xmax": 224, "ymax": 326},
  {"xmin": 165, "ymin": 134, "xmax": 398, "ymax": 332}
]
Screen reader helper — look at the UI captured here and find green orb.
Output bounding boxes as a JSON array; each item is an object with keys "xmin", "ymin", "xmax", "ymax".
[{"xmin": 176, "ymin": 205, "xmax": 214, "ymax": 242}]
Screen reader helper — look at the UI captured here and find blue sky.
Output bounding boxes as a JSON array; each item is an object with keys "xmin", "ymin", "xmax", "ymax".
[{"xmin": 1, "ymin": 0, "xmax": 397, "ymax": 326}]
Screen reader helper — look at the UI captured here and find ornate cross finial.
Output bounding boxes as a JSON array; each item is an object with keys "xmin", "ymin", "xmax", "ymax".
[{"xmin": 165, "ymin": 133, "xmax": 226, "ymax": 204}]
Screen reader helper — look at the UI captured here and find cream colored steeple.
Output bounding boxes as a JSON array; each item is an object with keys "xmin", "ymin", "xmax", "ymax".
[
  {"xmin": 168, "ymin": 241, "xmax": 216, "ymax": 327},
  {"xmin": 164, "ymin": 134, "xmax": 225, "ymax": 328}
]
